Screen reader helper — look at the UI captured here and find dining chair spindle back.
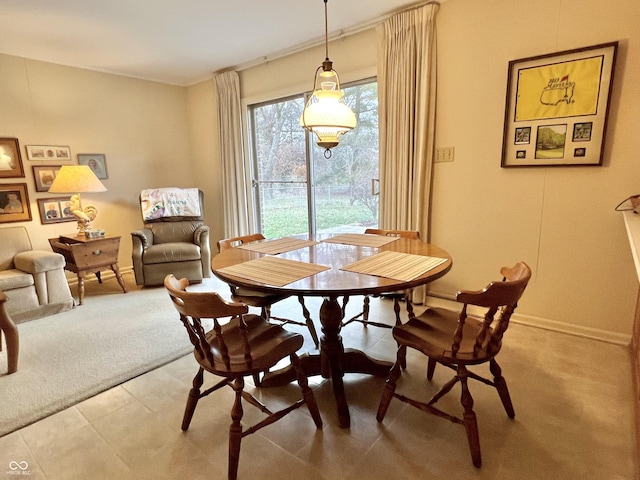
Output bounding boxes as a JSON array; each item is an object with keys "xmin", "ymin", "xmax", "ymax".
[
  {"xmin": 376, "ymin": 262, "xmax": 532, "ymax": 468},
  {"xmin": 164, "ymin": 274, "xmax": 322, "ymax": 480}
]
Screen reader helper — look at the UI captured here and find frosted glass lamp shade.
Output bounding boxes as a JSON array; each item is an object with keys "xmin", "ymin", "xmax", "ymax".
[{"xmin": 300, "ymin": 69, "xmax": 357, "ymax": 153}]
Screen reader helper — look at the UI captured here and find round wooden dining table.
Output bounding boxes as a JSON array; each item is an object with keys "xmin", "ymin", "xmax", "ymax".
[{"xmin": 211, "ymin": 233, "xmax": 452, "ymax": 428}]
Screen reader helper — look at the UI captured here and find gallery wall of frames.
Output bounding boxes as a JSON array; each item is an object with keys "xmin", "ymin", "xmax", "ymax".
[{"xmin": 0, "ymin": 137, "xmax": 108, "ymax": 225}]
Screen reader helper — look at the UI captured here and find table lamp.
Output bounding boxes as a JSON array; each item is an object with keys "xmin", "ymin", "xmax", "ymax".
[{"xmin": 48, "ymin": 165, "xmax": 107, "ymax": 235}]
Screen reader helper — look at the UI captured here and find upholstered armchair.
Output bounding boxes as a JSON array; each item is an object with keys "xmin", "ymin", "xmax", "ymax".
[
  {"xmin": 0, "ymin": 226, "xmax": 74, "ymax": 322},
  {"xmin": 131, "ymin": 188, "xmax": 211, "ymax": 286}
]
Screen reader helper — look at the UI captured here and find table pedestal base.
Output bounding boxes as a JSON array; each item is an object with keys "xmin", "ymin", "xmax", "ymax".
[{"xmin": 260, "ymin": 296, "xmax": 392, "ymax": 428}]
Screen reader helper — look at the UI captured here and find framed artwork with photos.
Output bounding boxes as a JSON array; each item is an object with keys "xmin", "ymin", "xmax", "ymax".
[
  {"xmin": 0, "ymin": 183, "xmax": 31, "ymax": 223},
  {"xmin": 501, "ymin": 42, "xmax": 618, "ymax": 167},
  {"xmin": 37, "ymin": 196, "xmax": 76, "ymax": 225},
  {"xmin": 0, "ymin": 137, "xmax": 25, "ymax": 178},
  {"xmin": 25, "ymin": 145, "xmax": 71, "ymax": 161},
  {"xmin": 78, "ymin": 153, "xmax": 108, "ymax": 179},
  {"xmin": 32, "ymin": 165, "xmax": 62, "ymax": 192}
]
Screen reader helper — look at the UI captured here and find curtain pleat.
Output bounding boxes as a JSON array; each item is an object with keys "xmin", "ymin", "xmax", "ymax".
[
  {"xmin": 377, "ymin": 3, "xmax": 438, "ymax": 302},
  {"xmin": 377, "ymin": 4, "xmax": 438, "ymax": 235},
  {"xmin": 214, "ymin": 71, "xmax": 250, "ymax": 238}
]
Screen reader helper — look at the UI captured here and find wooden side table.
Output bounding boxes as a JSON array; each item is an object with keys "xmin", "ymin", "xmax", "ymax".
[{"xmin": 49, "ymin": 234, "xmax": 127, "ymax": 305}]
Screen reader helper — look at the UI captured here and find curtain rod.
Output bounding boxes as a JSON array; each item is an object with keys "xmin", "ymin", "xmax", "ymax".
[{"xmin": 222, "ymin": 0, "xmax": 441, "ymax": 74}]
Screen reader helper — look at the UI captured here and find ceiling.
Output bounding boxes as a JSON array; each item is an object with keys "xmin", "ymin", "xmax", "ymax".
[{"xmin": 0, "ymin": 0, "xmax": 429, "ymax": 86}]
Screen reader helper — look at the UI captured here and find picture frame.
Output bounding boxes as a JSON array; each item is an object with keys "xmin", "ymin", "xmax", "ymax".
[
  {"xmin": 0, "ymin": 137, "xmax": 25, "ymax": 178},
  {"xmin": 501, "ymin": 42, "xmax": 618, "ymax": 167},
  {"xmin": 0, "ymin": 183, "xmax": 32, "ymax": 223},
  {"xmin": 32, "ymin": 165, "xmax": 62, "ymax": 192},
  {"xmin": 25, "ymin": 145, "xmax": 71, "ymax": 161},
  {"xmin": 37, "ymin": 196, "xmax": 76, "ymax": 225},
  {"xmin": 77, "ymin": 153, "xmax": 108, "ymax": 179}
]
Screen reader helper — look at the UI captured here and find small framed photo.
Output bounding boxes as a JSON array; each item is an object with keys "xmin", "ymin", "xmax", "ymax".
[
  {"xmin": 32, "ymin": 165, "xmax": 62, "ymax": 192},
  {"xmin": 514, "ymin": 127, "xmax": 531, "ymax": 145},
  {"xmin": 37, "ymin": 196, "xmax": 76, "ymax": 225},
  {"xmin": 77, "ymin": 153, "xmax": 108, "ymax": 179},
  {"xmin": 0, "ymin": 137, "xmax": 25, "ymax": 178},
  {"xmin": 572, "ymin": 122, "xmax": 593, "ymax": 142},
  {"xmin": 0, "ymin": 183, "xmax": 32, "ymax": 223},
  {"xmin": 25, "ymin": 145, "xmax": 71, "ymax": 161}
]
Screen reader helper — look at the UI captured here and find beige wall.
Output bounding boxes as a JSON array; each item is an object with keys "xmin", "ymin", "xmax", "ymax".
[
  {"xmin": 431, "ymin": 0, "xmax": 640, "ymax": 341},
  {"xmin": 235, "ymin": 0, "xmax": 640, "ymax": 342},
  {"xmin": 0, "ymin": 54, "xmax": 205, "ymax": 266},
  {"xmin": 1, "ymin": 0, "xmax": 638, "ymax": 342}
]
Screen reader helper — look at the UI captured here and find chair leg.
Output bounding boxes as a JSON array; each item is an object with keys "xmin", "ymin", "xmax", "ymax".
[
  {"xmin": 291, "ymin": 353, "xmax": 323, "ymax": 428},
  {"xmin": 341, "ymin": 295, "xmax": 350, "ymax": 316},
  {"xmin": 490, "ymin": 358, "xmax": 515, "ymax": 418},
  {"xmin": 459, "ymin": 365, "xmax": 481, "ymax": 468},
  {"xmin": 393, "ymin": 297, "xmax": 402, "ymax": 326},
  {"xmin": 426, "ymin": 358, "xmax": 437, "ymax": 380},
  {"xmin": 298, "ymin": 296, "xmax": 319, "ymax": 349},
  {"xmin": 376, "ymin": 349, "xmax": 403, "ymax": 422},
  {"xmin": 360, "ymin": 296, "xmax": 371, "ymax": 325},
  {"xmin": 398, "ymin": 344, "xmax": 407, "ymax": 370},
  {"xmin": 0, "ymin": 301, "xmax": 19, "ymax": 374},
  {"xmin": 228, "ymin": 377, "xmax": 245, "ymax": 480},
  {"xmin": 182, "ymin": 367, "xmax": 204, "ymax": 431}
]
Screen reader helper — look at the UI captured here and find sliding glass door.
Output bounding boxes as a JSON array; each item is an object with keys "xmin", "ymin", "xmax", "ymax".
[{"xmin": 249, "ymin": 79, "xmax": 379, "ymax": 238}]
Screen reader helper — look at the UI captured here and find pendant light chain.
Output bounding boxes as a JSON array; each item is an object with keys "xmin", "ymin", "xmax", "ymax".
[{"xmin": 324, "ymin": 0, "xmax": 329, "ymax": 62}]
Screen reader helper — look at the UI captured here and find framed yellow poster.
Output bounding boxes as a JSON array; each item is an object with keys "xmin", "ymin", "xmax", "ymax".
[{"xmin": 501, "ymin": 42, "xmax": 617, "ymax": 167}]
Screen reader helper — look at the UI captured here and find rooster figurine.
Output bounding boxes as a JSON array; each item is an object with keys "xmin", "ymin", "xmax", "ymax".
[{"xmin": 70, "ymin": 194, "xmax": 99, "ymax": 233}]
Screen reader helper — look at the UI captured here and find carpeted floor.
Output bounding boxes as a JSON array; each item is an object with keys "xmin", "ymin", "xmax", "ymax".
[{"xmin": 0, "ymin": 271, "xmax": 229, "ymax": 437}]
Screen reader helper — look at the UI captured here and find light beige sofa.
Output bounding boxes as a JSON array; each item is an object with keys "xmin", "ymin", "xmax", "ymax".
[{"xmin": 0, "ymin": 226, "xmax": 74, "ymax": 322}]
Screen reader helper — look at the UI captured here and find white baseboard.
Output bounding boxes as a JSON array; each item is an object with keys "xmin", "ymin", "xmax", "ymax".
[{"xmin": 424, "ymin": 295, "xmax": 631, "ymax": 347}]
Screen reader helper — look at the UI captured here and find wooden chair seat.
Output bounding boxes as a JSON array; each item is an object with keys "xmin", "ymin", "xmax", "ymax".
[
  {"xmin": 393, "ymin": 308, "xmax": 494, "ymax": 364},
  {"xmin": 376, "ymin": 262, "xmax": 532, "ymax": 468},
  {"xmin": 200, "ymin": 314, "xmax": 303, "ymax": 375},
  {"xmin": 164, "ymin": 274, "xmax": 322, "ymax": 480}
]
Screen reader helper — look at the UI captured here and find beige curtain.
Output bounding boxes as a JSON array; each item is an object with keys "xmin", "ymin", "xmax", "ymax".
[
  {"xmin": 377, "ymin": 3, "xmax": 438, "ymax": 237},
  {"xmin": 377, "ymin": 3, "xmax": 438, "ymax": 303},
  {"xmin": 214, "ymin": 71, "xmax": 250, "ymax": 238}
]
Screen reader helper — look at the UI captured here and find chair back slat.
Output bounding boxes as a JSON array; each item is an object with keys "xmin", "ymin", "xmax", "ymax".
[
  {"xmin": 452, "ymin": 262, "xmax": 531, "ymax": 358},
  {"xmin": 217, "ymin": 233, "xmax": 266, "ymax": 252},
  {"xmin": 165, "ymin": 274, "xmax": 251, "ymax": 370}
]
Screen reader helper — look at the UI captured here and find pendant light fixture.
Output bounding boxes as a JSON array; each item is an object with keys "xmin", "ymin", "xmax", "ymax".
[{"xmin": 300, "ymin": 0, "xmax": 357, "ymax": 159}]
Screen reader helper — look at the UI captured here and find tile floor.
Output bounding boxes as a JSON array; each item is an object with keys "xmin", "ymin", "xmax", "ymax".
[{"xmin": 0, "ymin": 295, "xmax": 637, "ymax": 479}]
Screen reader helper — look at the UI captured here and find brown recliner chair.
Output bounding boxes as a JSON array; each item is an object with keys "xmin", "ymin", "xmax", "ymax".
[{"xmin": 131, "ymin": 188, "xmax": 211, "ymax": 286}]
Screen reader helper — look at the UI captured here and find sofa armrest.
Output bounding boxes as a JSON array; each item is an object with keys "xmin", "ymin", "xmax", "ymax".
[
  {"xmin": 14, "ymin": 250, "xmax": 66, "ymax": 274},
  {"xmin": 131, "ymin": 228, "xmax": 153, "ymax": 249},
  {"xmin": 193, "ymin": 225, "xmax": 210, "ymax": 246},
  {"xmin": 194, "ymin": 225, "xmax": 211, "ymax": 278}
]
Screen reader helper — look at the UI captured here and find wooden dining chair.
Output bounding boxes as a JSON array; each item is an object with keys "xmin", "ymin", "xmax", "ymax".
[
  {"xmin": 376, "ymin": 262, "xmax": 532, "ymax": 468},
  {"xmin": 0, "ymin": 290, "xmax": 19, "ymax": 374},
  {"xmin": 164, "ymin": 274, "xmax": 322, "ymax": 480},
  {"xmin": 217, "ymin": 234, "xmax": 319, "ymax": 349},
  {"xmin": 342, "ymin": 228, "xmax": 421, "ymax": 329}
]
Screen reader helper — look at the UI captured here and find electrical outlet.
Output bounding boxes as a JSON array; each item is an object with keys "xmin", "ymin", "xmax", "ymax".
[{"xmin": 435, "ymin": 147, "xmax": 455, "ymax": 162}]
